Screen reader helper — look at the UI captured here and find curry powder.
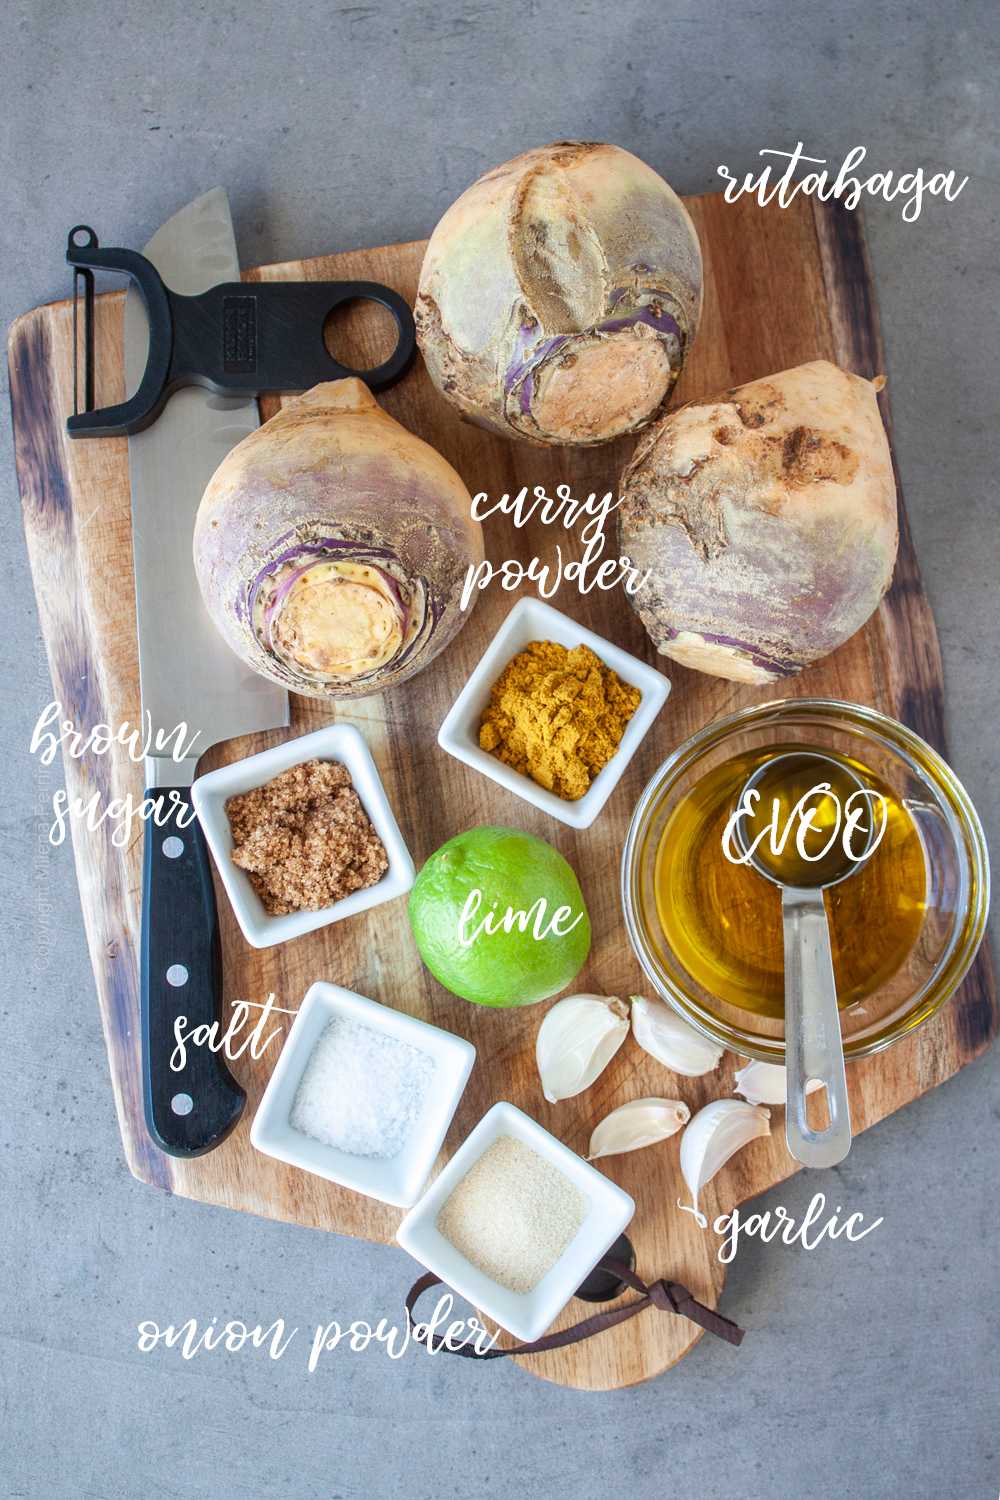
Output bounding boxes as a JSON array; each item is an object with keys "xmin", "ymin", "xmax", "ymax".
[{"xmin": 478, "ymin": 640, "xmax": 641, "ymax": 801}]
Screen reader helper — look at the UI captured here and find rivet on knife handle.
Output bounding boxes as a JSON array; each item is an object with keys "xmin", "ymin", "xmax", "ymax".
[{"xmin": 140, "ymin": 787, "xmax": 245, "ymax": 1156}]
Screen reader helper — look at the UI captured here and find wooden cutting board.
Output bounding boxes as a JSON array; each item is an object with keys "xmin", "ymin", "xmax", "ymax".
[{"xmin": 10, "ymin": 192, "xmax": 997, "ymax": 1391}]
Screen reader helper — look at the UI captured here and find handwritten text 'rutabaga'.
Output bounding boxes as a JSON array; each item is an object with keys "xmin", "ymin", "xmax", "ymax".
[{"xmin": 717, "ymin": 142, "xmax": 968, "ymax": 223}]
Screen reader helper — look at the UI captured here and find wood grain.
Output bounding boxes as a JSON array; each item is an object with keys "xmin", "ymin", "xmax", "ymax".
[{"xmin": 9, "ymin": 193, "xmax": 996, "ymax": 1390}]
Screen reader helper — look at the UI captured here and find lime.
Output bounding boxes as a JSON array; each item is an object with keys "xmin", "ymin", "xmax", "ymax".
[{"xmin": 408, "ymin": 826, "xmax": 591, "ymax": 1007}]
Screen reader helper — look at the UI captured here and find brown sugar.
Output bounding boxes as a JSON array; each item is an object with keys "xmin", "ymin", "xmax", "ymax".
[{"xmin": 225, "ymin": 759, "xmax": 388, "ymax": 916}]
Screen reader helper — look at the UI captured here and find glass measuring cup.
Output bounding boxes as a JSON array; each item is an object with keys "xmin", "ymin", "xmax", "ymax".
[{"xmin": 622, "ymin": 700, "xmax": 989, "ymax": 1074}]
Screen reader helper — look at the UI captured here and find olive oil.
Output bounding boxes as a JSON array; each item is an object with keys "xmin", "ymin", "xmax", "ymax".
[
  {"xmin": 732, "ymin": 751, "xmax": 876, "ymax": 888},
  {"xmin": 653, "ymin": 744, "xmax": 927, "ymax": 1019}
]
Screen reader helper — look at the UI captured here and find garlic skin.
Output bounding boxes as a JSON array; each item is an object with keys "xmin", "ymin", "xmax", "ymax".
[
  {"xmin": 536, "ymin": 994, "xmax": 630, "ymax": 1103},
  {"xmin": 733, "ymin": 1060, "xmax": 823, "ymax": 1107},
  {"xmin": 587, "ymin": 1098, "xmax": 690, "ymax": 1161},
  {"xmin": 680, "ymin": 1099, "xmax": 771, "ymax": 1217},
  {"xmin": 630, "ymin": 994, "xmax": 724, "ymax": 1077}
]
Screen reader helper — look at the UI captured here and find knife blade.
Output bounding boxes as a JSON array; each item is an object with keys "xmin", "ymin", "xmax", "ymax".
[{"xmin": 124, "ymin": 188, "xmax": 289, "ymax": 1157}]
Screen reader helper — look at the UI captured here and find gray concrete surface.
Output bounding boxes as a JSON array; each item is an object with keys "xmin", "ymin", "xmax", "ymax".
[{"xmin": 2, "ymin": 2, "xmax": 998, "ymax": 1497}]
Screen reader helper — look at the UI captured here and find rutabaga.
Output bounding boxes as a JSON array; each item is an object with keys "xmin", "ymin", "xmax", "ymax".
[
  {"xmin": 618, "ymin": 361, "xmax": 898, "ymax": 684},
  {"xmin": 416, "ymin": 142, "xmax": 702, "ymax": 447},
  {"xmin": 193, "ymin": 380, "xmax": 484, "ymax": 701}
]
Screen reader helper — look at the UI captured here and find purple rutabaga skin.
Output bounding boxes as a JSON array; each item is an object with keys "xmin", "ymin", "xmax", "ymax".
[
  {"xmin": 625, "ymin": 513, "xmax": 877, "ymax": 680},
  {"xmin": 502, "ymin": 290, "xmax": 685, "ymax": 419},
  {"xmin": 614, "ymin": 358, "xmax": 902, "ymax": 685},
  {"xmin": 414, "ymin": 144, "xmax": 705, "ymax": 448},
  {"xmin": 195, "ymin": 444, "xmax": 475, "ymax": 698},
  {"xmin": 655, "ymin": 625, "xmax": 802, "ymax": 679},
  {"xmin": 235, "ymin": 537, "xmax": 398, "ymax": 625},
  {"xmin": 248, "ymin": 539, "xmax": 408, "ymax": 629},
  {"xmin": 621, "ymin": 428, "xmax": 896, "ymax": 685}
]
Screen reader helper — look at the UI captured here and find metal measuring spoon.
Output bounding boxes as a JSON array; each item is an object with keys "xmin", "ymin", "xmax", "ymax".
[{"xmin": 734, "ymin": 752, "xmax": 875, "ymax": 1168}]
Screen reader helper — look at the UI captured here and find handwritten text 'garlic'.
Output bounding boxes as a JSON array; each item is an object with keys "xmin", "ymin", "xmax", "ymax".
[
  {"xmin": 679, "ymin": 1099, "xmax": 771, "ymax": 1221},
  {"xmin": 587, "ymin": 1098, "xmax": 690, "ymax": 1161},
  {"xmin": 630, "ymin": 994, "xmax": 724, "ymax": 1077},
  {"xmin": 536, "ymin": 994, "xmax": 629, "ymax": 1103}
]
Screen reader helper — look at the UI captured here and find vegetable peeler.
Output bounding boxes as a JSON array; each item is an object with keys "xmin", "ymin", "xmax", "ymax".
[{"xmin": 66, "ymin": 224, "xmax": 417, "ymax": 437}]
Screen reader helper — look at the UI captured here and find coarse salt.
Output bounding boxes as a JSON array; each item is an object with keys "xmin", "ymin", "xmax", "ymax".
[
  {"xmin": 436, "ymin": 1135, "xmax": 588, "ymax": 1293},
  {"xmin": 290, "ymin": 1017, "xmax": 436, "ymax": 1159}
]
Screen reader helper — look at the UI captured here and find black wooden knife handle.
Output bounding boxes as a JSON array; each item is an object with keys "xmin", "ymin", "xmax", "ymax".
[{"xmin": 140, "ymin": 786, "xmax": 245, "ymax": 1155}]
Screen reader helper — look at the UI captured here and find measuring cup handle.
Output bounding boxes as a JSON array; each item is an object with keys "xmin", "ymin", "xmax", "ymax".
[{"xmin": 782, "ymin": 887, "xmax": 853, "ymax": 1168}]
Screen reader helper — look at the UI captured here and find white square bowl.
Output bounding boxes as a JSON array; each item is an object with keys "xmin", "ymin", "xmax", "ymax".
[
  {"xmin": 191, "ymin": 722, "xmax": 415, "ymax": 949},
  {"xmin": 250, "ymin": 981, "xmax": 476, "ymax": 1208},
  {"xmin": 396, "ymin": 1101, "xmax": 635, "ymax": 1342},
  {"xmin": 437, "ymin": 596, "xmax": 670, "ymax": 829}
]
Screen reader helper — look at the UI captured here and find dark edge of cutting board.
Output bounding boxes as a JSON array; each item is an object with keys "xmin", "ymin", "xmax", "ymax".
[
  {"xmin": 8, "ymin": 313, "xmax": 171, "ymax": 1190},
  {"xmin": 811, "ymin": 197, "xmax": 998, "ymax": 1059}
]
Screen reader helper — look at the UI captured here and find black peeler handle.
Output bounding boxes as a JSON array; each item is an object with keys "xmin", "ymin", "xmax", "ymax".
[{"xmin": 66, "ymin": 226, "xmax": 417, "ymax": 437}]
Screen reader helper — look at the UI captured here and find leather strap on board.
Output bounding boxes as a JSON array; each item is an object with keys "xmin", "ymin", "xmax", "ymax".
[{"xmin": 404, "ymin": 1258, "xmax": 744, "ymax": 1359}]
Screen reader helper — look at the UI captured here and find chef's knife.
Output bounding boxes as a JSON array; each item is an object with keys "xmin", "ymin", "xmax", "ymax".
[{"xmin": 124, "ymin": 189, "xmax": 289, "ymax": 1156}]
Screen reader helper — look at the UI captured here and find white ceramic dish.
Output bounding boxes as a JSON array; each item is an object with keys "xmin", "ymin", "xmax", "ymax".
[
  {"xmin": 191, "ymin": 722, "xmax": 414, "ymax": 949},
  {"xmin": 437, "ymin": 596, "xmax": 671, "ymax": 829},
  {"xmin": 396, "ymin": 1101, "xmax": 635, "ymax": 1342},
  {"xmin": 250, "ymin": 981, "xmax": 476, "ymax": 1208}
]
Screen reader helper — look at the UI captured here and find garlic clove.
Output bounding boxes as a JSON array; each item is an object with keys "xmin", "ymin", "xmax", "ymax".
[
  {"xmin": 733, "ymin": 1060, "xmax": 823, "ymax": 1107},
  {"xmin": 679, "ymin": 1099, "xmax": 771, "ymax": 1217},
  {"xmin": 630, "ymin": 994, "xmax": 724, "ymax": 1077},
  {"xmin": 536, "ymin": 994, "xmax": 630, "ymax": 1103},
  {"xmin": 587, "ymin": 1097, "xmax": 691, "ymax": 1161}
]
